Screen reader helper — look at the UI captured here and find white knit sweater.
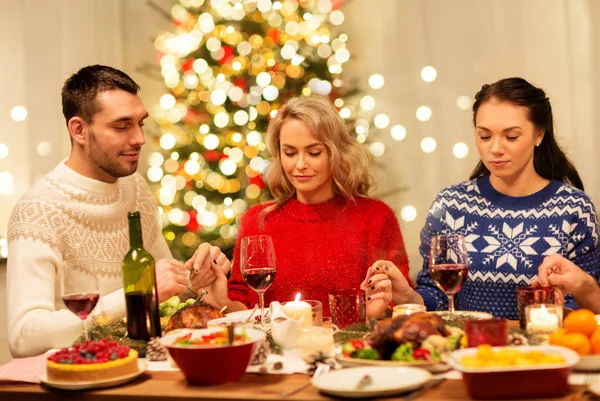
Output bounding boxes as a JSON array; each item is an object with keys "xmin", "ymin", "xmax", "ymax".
[{"xmin": 7, "ymin": 161, "xmax": 172, "ymax": 357}]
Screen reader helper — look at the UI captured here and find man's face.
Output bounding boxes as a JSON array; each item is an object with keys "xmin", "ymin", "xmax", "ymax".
[{"xmin": 83, "ymin": 90, "xmax": 148, "ymax": 182}]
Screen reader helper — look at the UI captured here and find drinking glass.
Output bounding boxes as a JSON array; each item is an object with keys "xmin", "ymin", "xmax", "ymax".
[
  {"xmin": 465, "ymin": 319, "xmax": 508, "ymax": 347},
  {"xmin": 61, "ymin": 270, "xmax": 100, "ymax": 340},
  {"xmin": 430, "ymin": 233, "xmax": 470, "ymax": 313},
  {"xmin": 328, "ymin": 289, "xmax": 366, "ymax": 329},
  {"xmin": 240, "ymin": 235, "xmax": 277, "ymax": 327}
]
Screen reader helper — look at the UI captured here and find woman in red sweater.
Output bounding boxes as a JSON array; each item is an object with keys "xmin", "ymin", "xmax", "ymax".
[{"xmin": 204, "ymin": 96, "xmax": 412, "ymax": 318}]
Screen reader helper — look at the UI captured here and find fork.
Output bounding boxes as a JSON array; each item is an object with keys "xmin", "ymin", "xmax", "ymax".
[{"xmin": 281, "ymin": 363, "xmax": 330, "ymax": 397}]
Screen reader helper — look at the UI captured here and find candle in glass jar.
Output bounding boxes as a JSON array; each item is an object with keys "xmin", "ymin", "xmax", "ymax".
[
  {"xmin": 282, "ymin": 293, "xmax": 312, "ymax": 329},
  {"xmin": 296, "ymin": 326, "xmax": 334, "ymax": 359},
  {"xmin": 526, "ymin": 304, "xmax": 559, "ymax": 333}
]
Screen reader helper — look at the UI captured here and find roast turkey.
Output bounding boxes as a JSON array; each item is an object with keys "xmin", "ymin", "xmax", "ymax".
[
  {"xmin": 369, "ymin": 312, "xmax": 450, "ymax": 359},
  {"xmin": 164, "ymin": 302, "xmax": 225, "ymax": 333}
]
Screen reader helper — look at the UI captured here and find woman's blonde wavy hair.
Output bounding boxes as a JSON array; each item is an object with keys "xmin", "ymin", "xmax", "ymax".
[{"xmin": 259, "ymin": 95, "xmax": 373, "ymax": 224}]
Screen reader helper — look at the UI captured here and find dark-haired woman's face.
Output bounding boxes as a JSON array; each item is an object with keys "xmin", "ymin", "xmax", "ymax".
[{"xmin": 475, "ymin": 99, "xmax": 543, "ymax": 183}]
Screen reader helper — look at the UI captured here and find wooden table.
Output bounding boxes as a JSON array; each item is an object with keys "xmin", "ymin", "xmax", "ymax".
[
  {"xmin": 0, "ymin": 319, "xmax": 587, "ymax": 400},
  {"xmin": 0, "ymin": 370, "xmax": 584, "ymax": 401}
]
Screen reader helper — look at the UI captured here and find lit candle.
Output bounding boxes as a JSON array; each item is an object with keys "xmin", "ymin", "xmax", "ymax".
[
  {"xmin": 296, "ymin": 326, "xmax": 334, "ymax": 359},
  {"xmin": 282, "ymin": 293, "xmax": 313, "ymax": 330},
  {"xmin": 527, "ymin": 304, "xmax": 559, "ymax": 333}
]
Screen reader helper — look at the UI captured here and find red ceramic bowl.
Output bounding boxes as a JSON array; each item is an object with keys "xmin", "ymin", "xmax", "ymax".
[
  {"xmin": 448, "ymin": 345, "xmax": 579, "ymax": 400},
  {"xmin": 159, "ymin": 327, "xmax": 266, "ymax": 385}
]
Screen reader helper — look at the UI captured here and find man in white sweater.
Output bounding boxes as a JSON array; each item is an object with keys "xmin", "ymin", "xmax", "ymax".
[{"xmin": 7, "ymin": 65, "xmax": 229, "ymax": 357}]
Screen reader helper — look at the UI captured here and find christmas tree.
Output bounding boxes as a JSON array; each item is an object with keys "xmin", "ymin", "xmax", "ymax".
[{"xmin": 148, "ymin": 0, "xmax": 388, "ymax": 260}]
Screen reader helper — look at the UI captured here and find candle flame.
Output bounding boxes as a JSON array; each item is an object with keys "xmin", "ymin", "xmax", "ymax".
[
  {"xmin": 294, "ymin": 293, "xmax": 301, "ymax": 302},
  {"xmin": 540, "ymin": 304, "xmax": 548, "ymax": 317}
]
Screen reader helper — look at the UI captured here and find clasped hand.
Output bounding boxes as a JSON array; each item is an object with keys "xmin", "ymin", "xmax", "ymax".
[{"xmin": 155, "ymin": 243, "xmax": 231, "ymax": 303}]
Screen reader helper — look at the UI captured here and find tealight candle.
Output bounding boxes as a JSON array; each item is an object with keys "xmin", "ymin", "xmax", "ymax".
[
  {"xmin": 282, "ymin": 293, "xmax": 313, "ymax": 330},
  {"xmin": 296, "ymin": 326, "xmax": 335, "ymax": 360},
  {"xmin": 526, "ymin": 304, "xmax": 561, "ymax": 333}
]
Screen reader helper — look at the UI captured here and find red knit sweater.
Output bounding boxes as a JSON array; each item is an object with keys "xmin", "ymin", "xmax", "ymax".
[{"xmin": 228, "ymin": 196, "xmax": 411, "ymax": 316}]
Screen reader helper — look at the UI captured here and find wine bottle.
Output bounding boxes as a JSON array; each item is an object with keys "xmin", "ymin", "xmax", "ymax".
[{"xmin": 122, "ymin": 211, "xmax": 161, "ymax": 341}]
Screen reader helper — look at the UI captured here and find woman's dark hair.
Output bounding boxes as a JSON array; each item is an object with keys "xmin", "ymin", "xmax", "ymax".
[{"xmin": 469, "ymin": 77, "xmax": 584, "ymax": 190}]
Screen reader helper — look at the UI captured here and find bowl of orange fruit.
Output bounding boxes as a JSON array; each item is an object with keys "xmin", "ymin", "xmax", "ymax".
[{"xmin": 548, "ymin": 309, "xmax": 600, "ymax": 371}]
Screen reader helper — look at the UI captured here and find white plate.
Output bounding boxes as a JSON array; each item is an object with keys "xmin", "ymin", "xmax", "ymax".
[
  {"xmin": 574, "ymin": 355, "xmax": 600, "ymax": 371},
  {"xmin": 312, "ymin": 366, "xmax": 431, "ymax": 398},
  {"xmin": 432, "ymin": 310, "xmax": 494, "ymax": 320},
  {"xmin": 39, "ymin": 360, "xmax": 146, "ymax": 391},
  {"xmin": 335, "ymin": 354, "xmax": 449, "ymax": 373},
  {"xmin": 225, "ymin": 308, "xmax": 264, "ymax": 321}
]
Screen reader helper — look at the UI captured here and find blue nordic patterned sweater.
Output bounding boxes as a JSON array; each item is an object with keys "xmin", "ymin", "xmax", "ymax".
[{"xmin": 415, "ymin": 176, "xmax": 600, "ymax": 319}]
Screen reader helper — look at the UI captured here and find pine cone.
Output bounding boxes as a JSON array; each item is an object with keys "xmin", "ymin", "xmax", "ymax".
[
  {"xmin": 305, "ymin": 352, "xmax": 335, "ymax": 376},
  {"xmin": 507, "ymin": 333, "xmax": 529, "ymax": 346},
  {"xmin": 146, "ymin": 337, "xmax": 167, "ymax": 361}
]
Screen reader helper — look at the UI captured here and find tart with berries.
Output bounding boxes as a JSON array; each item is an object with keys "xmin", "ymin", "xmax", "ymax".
[{"xmin": 46, "ymin": 339, "xmax": 138, "ymax": 382}]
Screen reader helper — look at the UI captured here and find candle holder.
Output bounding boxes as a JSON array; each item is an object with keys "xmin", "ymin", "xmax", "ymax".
[
  {"xmin": 296, "ymin": 326, "xmax": 335, "ymax": 360},
  {"xmin": 525, "ymin": 303, "xmax": 562, "ymax": 336},
  {"xmin": 392, "ymin": 304, "xmax": 426, "ymax": 317}
]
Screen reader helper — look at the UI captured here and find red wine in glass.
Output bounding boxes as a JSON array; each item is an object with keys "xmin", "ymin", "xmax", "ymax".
[
  {"xmin": 62, "ymin": 270, "xmax": 100, "ymax": 340},
  {"xmin": 240, "ymin": 235, "xmax": 277, "ymax": 328},
  {"xmin": 430, "ymin": 264, "xmax": 469, "ymax": 293},
  {"xmin": 242, "ymin": 268, "xmax": 276, "ymax": 291},
  {"xmin": 430, "ymin": 234, "xmax": 469, "ymax": 313},
  {"xmin": 62, "ymin": 293, "xmax": 100, "ymax": 320}
]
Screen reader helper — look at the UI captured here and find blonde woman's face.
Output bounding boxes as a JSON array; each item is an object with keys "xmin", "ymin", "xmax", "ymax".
[
  {"xmin": 279, "ymin": 118, "xmax": 333, "ymax": 204},
  {"xmin": 475, "ymin": 100, "xmax": 543, "ymax": 183}
]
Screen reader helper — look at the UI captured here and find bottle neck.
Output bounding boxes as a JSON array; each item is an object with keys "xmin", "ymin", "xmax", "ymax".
[{"xmin": 128, "ymin": 215, "xmax": 143, "ymax": 249}]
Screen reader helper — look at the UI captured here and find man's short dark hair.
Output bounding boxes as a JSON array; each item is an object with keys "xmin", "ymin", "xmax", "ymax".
[{"xmin": 61, "ymin": 65, "xmax": 140, "ymax": 125}]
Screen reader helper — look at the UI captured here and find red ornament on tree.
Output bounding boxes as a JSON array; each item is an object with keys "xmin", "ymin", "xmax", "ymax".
[
  {"xmin": 219, "ymin": 45, "xmax": 235, "ymax": 65},
  {"xmin": 186, "ymin": 210, "xmax": 200, "ymax": 232},
  {"xmin": 332, "ymin": 0, "xmax": 343, "ymax": 10},
  {"xmin": 204, "ymin": 150, "xmax": 222, "ymax": 162},
  {"xmin": 250, "ymin": 173, "xmax": 265, "ymax": 189},
  {"xmin": 267, "ymin": 28, "xmax": 280, "ymax": 43},
  {"xmin": 233, "ymin": 78, "xmax": 247, "ymax": 91},
  {"xmin": 181, "ymin": 58, "xmax": 194, "ymax": 72}
]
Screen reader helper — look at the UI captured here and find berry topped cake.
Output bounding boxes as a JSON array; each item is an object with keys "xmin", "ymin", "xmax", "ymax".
[{"xmin": 46, "ymin": 339, "xmax": 138, "ymax": 382}]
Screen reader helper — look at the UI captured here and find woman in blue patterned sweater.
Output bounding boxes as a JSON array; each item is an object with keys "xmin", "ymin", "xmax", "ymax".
[{"xmin": 385, "ymin": 77, "xmax": 600, "ymax": 319}]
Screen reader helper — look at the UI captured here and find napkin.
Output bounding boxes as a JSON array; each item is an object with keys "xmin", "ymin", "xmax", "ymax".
[
  {"xmin": 246, "ymin": 351, "xmax": 311, "ymax": 375},
  {"xmin": 0, "ymin": 353, "xmax": 47, "ymax": 384}
]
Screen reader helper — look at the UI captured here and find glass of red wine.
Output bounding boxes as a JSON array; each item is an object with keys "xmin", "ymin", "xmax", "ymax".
[
  {"xmin": 430, "ymin": 233, "xmax": 469, "ymax": 313},
  {"xmin": 61, "ymin": 270, "xmax": 100, "ymax": 340},
  {"xmin": 240, "ymin": 235, "xmax": 277, "ymax": 328}
]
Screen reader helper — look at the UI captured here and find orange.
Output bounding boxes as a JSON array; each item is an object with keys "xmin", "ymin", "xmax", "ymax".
[
  {"xmin": 590, "ymin": 326, "xmax": 600, "ymax": 355},
  {"xmin": 561, "ymin": 332, "xmax": 592, "ymax": 355},
  {"xmin": 564, "ymin": 309, "xmax": 598, "ymax": 336},
  {"xmin": 548, "ymin": 328, "xmax": 568, "ymax": 346}
]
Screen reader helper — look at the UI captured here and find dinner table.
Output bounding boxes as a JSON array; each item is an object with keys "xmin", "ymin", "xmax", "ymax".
[{"xmin": 0, "ymin": 320, "xmax": 591, "ymax": 401}]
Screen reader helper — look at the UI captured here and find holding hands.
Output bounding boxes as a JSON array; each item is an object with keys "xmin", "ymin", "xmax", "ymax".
[
  {"xmin": 155, "ymin": 258, "xmax": 189, "ymax": 303},
  {"xmin": 185, "ymin": 242, "xmax": 231, "ymax": 291},
  {"xmin": 534, "ymin": 254, "xmax": 600, "ymax": 313},
  {"xmin": 361, "ymin": 260, "xmax": 423, "ymax": 318}
]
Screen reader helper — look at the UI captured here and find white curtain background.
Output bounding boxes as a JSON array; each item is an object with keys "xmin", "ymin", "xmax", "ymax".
[{"xmin": 0, "ymin": 0, "xmax": 599, "ymax": 362}]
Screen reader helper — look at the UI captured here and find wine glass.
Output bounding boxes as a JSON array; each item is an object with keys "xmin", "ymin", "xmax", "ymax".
[
  {"xmin": 240, "ymin": 235, "xmax": 277, "ymax": 327},
  {"xmin": 430, "ymin": 233, "xmax": 470, "ymax": 313},
  {"xmin": 62, "ymin": 270, "xmax": 100, "ymax": 340}
]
